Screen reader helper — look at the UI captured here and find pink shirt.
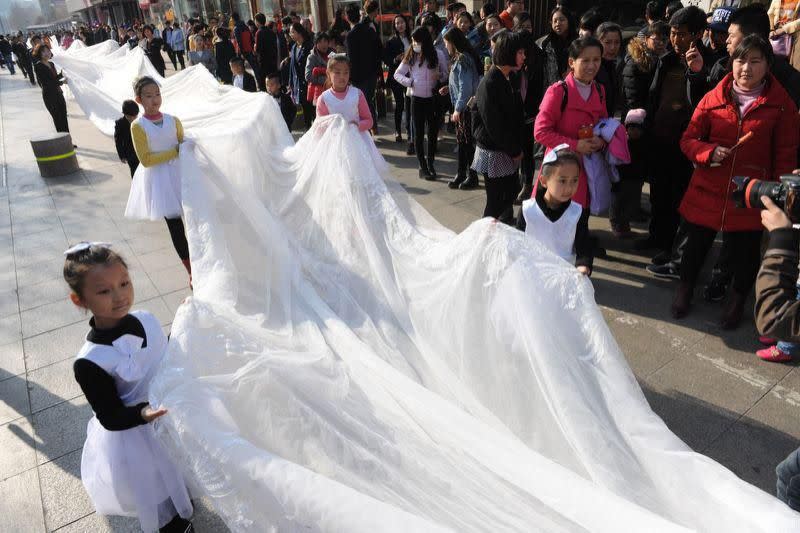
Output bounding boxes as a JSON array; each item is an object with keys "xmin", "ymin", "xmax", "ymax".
[
  {"xmin": 316, "ymin": 86, "xmax": 373, "ymax": 132},
  {"xmin": 732, "ymin": 81, "xmax": 765, "ymax": 117}
]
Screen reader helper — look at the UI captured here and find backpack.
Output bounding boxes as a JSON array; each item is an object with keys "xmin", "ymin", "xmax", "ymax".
[{"xmin": 559, "ymin": 80, "xmax": 604, "ymax": 113}]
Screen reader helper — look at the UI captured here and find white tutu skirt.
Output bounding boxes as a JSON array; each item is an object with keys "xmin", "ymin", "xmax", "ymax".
[
  {"xmin": 81, "ymin": 417, "xmax": 193, "ymax": 532},
  {"xmin": 125, "ymin": 160, "xmax": 183, "ymax": 220}
]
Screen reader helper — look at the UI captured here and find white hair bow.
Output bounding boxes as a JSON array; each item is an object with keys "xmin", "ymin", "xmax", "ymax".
[
  {"xmin": 63, "ymin": 241, "xmax": 113, "ymax": 256},
  {"xmin": 543, "ymin": 143, "xmax": 571, "ymax": 164}
]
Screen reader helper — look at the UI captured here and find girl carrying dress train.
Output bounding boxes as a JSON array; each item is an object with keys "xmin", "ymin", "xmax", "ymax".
[
  {"xmin": 125, "ymin": 76, "xmax": 192, "ymax": 286},
  {"xmin": 315, "ymin": 54, "xmax": 373, "ymax": 132},
  {"xmin": 65, "ymin": 242, "xmax": 194, "ymax": 532}
]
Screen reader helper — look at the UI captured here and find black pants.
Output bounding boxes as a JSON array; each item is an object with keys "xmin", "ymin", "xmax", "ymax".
[
  {"xmin": 484, "ymin": 172, "xmax": 520, "ymax": 224},
  {"xmin": 174, "ymin": 50, "xmax": 185, "ymax": 69},
  {"xmin": 127, "ymin": 160, "xmax": 139, "ymax": 178},
  {"xmin": 300, "ymin": 98, "xmax": 315, "ymax": 130},
  {"xmin": 649, "ymin": 144, "xmax": 692, "ymax": 252},
  {"xmin": 166, "ymin": 48, "xmax": 177, "ymax": 69},
  {"xmin": 411, "ymin": 96, "xmax": 438, "ymax": 167},
  {"xmin": 43, "ymin": 92, "xmax": 69, "ymax": 133},
  {"xmin": 610, "ymin": 179, "xmax": 644, "ymax": 227},
  {"xmin": 680, "ymin": 221, "xmax": 762, "ymax": 295},
  {"xmin": 520, "ymin": 122, "xmax": 535, "ymax": 188},
  {"xmin": 159, "ymin": 514, "xmax": 193, "ymax": 533},
  {"xmin": 353, "ymin": 77, "xmax": 377, "ymax": 131},
  {"xmin": 165, "ymin": 217, "xmax": 190, "ymax": 261},
  {"xmin": 457, "ymin": 142, "xmax": 476, "ymax": 179},
  {"xmin": 389, "ymin": 81, "xmax": 410, "ymax": 138}
]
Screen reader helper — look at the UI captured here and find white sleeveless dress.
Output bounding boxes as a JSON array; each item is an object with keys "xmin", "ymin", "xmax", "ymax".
[
  {"xmin": 77, "ymin": 310, "xmax": 193, "ymax": 532},
  {"xmin": 317, "ymin": 86, "xmax": 385, "ymax": 171},
  {"xmin": 124, "ymin": 114, "xmax": 183, "ymax": 220},
  {"xmin": 521, "ymin": 198, "xmax": 582, "ymax": 264}
]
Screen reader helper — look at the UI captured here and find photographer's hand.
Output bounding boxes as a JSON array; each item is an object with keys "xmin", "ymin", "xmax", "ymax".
[{"xmin": 761, "ymin": 196, "xmax": 792, "ymax": 232}]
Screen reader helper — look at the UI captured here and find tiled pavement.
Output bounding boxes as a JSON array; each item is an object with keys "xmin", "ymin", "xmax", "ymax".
[{"xmin": 0, "ymin": 60, "xmax": 798, "ymax": 531}]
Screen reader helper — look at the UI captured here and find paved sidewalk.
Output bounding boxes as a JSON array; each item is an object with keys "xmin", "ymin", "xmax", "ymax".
[{"xmin": 0, "ymin": 63, "xmax": 798, "ymax": 532}]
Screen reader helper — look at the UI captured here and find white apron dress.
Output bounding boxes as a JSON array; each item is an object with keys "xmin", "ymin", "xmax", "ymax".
[
  {"xmin": 125, "ymin": 114, "xmax": 183, "ymax": 220},
  {"xmin": 317, "ymin": 87, "xmax": 384, "ymax": 169},
  {"xmin": 77, "ymin": 310, "xmax": 192, "ymax": 532},
  {"xmin": 521, "ymin": 198, "xmax": 582, "ymax": 264}
]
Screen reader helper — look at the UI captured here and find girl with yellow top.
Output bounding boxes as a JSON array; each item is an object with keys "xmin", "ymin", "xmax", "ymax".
[{"xmin": 125, "ymin": 76, "xmax": 193, "ymax": 283}]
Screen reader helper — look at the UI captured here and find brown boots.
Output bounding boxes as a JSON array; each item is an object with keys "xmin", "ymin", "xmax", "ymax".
[
  {"xmin": 671, "ymin": 282, "xmax": 693, "ymax": 319},
  {"xmin": 671, "ymin": 281, "xmax": 746, "ymax": 329}
]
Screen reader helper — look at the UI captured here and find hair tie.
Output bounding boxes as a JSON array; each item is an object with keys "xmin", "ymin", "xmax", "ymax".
[
  {"xmin": 63, "ymin": 241, "xmax": 113, "ymax": 256},
  {"xmin": 543, "ymin": 143, "xmax": 571, "ymax": 164}
]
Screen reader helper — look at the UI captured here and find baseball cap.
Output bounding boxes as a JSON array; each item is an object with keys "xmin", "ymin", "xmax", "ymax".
[{"xmin": 709, "ymin": 7, "xmax": 735, "ymax": 32}]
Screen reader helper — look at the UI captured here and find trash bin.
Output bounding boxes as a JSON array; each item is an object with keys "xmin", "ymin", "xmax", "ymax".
[{"xmin": 30, "ymin": 133, "xmax": 79, "ymax": 178}]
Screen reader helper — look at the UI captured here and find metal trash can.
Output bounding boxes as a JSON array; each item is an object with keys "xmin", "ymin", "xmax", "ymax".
[{"xmin": 30, "ymin": 133, "xmax": 79, "ymax": 178}]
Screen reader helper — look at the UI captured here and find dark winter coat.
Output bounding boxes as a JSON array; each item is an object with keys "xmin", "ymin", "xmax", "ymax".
[
  {"xmin": 679, "ymin": 73, "xmax": 799, "ymax": 232},
  {"xmin": 472, "ymin": 66, "xmax": 523, "ymax": 158},
  {"xmin": 536, "ymin": 33, "xmax": 571, "ymax": 88},
  {"xmin": 345, "ymin": 18, "xmax": 382, "ymax": 84},
  {"xmin": 622, "ymin": 53, "xmax": 657, "ymax": 112}
]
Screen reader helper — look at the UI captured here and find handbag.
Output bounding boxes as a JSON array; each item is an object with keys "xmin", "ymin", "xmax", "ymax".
[{"xmin": 770, "ymin": 33, "xmax": 792, "ymax": 57}]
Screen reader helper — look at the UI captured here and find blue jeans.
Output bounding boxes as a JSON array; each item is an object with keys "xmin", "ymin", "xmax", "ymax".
[
  {"xmin": 2, "ymin": 54, "xmax": 14, "ymax": 74},
  {"xmin": 776, "ymin": 285, "xmax": 800, "ymax": 356},
  {"xmin": 777, "ymin": 447, "xmax": 800, "ymax": 511}
]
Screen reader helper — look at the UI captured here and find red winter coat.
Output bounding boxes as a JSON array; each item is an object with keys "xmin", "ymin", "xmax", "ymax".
[{"xmin": 679, "ymin": 73, "xmax": 799, "ymax": 232}]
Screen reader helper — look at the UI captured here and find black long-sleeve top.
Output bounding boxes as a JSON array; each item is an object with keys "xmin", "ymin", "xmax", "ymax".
[
  {"xmin": 516, "ymin": 185, "xmax": 593, "ymax": 270},
  {"xmin": 114, "ymin": 116, "xmax": 139, "ymax": 167},
  {"xmin": 34, "ymin": 61, "xmax": 64, "ymax": 95},
  {"xmin": 73, "ymin": 315, "xmax": 149, "ymax": 431},
  {"xmin": 472, "ymin": 66, "xmax": 524, "ymax": 158}
]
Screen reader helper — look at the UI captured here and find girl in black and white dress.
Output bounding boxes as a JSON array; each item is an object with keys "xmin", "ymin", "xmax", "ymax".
[{"xmin": 65, "ymin": 242, "xmax": 194, "ymax": 533}]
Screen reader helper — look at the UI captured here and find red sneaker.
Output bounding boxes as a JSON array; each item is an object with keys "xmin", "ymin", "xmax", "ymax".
[
  {"xmin": 758, "ymin": 336, "xmax": 777, "ymax": 346},
  {"xmin": 756, "ymin": 345, "xmax": 793, "ymax": 363}
]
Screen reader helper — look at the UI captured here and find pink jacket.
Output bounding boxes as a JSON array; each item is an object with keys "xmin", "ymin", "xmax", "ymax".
[
  {"xmin": 533, "ymin": 73, "xmax": 608, "ymax": 207},
  {"xmin": 393, "ymin": 54, "xmax": 448, "ymax": 99}
]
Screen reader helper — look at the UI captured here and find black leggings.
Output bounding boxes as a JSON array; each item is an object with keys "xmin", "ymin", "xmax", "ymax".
[
  {"xmin": 389, "ymin": 81, "xmax": 410, "ymax": 137},
  {"xmin": 680, "ymin": 221, "xmax": 762, "ymax": 295},
  {"xmin": 411, "ymin": 96, "xmax": 438, "ymax": 166},
  {"xmin": 174, "ymin": 50, "xmax": 185, "ymax": 69},
  {"xmin": 483, "ymin": 172, "xmax": 519, "ymax": 224},
  {"xmin": 165, "ymin": 217, "xmax": 190, "ymax": 261}
]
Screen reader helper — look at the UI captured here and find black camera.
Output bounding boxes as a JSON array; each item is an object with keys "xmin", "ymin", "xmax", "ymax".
[{"xmin": 731, "ymin": 175, "xmax": 800, "ymax": 223}]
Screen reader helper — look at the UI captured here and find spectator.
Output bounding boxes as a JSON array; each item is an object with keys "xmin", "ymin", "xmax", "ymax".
[
  {"xmin": 254, "ymin": 13, "xmax": 278, "ymax": 89},
  {"xmin": 231, "ymin": 57, "xmax": 257, "ymax": 92},
  {"xmin": 672, "ymin": 36, "xmax": 799, "ymax": 326},
  {"xmin": 578, "ymin": 9, "xmax": 604, "ymax": 38},
  {"xmin": 345, "ymin": 1, "xmax": 383, "ymax": 133},
  {"xmin": 233, "ymin": 12, "xmax": 259, "ymax": 85},
  {"xmin": 768, "ymin": 0, "xmax": 800, "ymax": 69},
  {"xmin": 442, "ymin": 27, "xmax": 481, "ymax": 189},
  {"xmin": 384, "ymin": 15, "xmax": 412, "ymax": 143},
  {"xmin": 188, "ymin": 34, "xmax": 215, "ymax": 75},
  {"xmin": 266, "ymin": 71, "xmax": 297, "ymax": 130},
  {"xmin": 0, "ymin": 36, "xmax": 16, "ymax": 75},
  {"xmin": 140, "ymin": 25, "xmax": 166, "ymax": 77},
  {"xmin": 537, "ymin": 6, "xmax": 576, "ymax": 89},
  {"xmin": 169, "ymin": 22, "xmax": 186, "ymax": 70},
  {"xmin": 638, "ymin": 1, "xmax": 663, "ymax": 37},
  {"xmin": 514, "ymin": 28, "xmax": 546, "ymax": 203},
  {"xmin": 707, "ymin": 7, "xmax": 735, "ymax": 66},
  {"xmin": 416, "ymin": 0, "xmax": 441, "ymax": 27},
  {"xmin": 623, "ymin": 22, "xmax": 668, "ymax": 113},
  {"xmin": 288, "ymin": 22, "xmax": 314, "ymax": 129},
  {"xmin": 610, "ymin": 109, "xmax": 649, "ymax": 239},
  {"xmin": 305, "ymin": 32, "xmax": 331, "ymax": 106},
  {"xmin": 163, "ymin": 22, "xmax": 178, "ymax": 71},
  {"xmin": 472, "ymin": 30, "xmax": 526, "ymax": 223},
  {"xmin": 499, "ymin": 0, "xmax": 524, "ymax": 30},
  {"xmin": 114, "ymin": 99, "xmax": 140, "ymax": 177},
  {"xmin": 512, "ymin": 12, "xmax": 533, "ymax": 33},
  {"xmin": 214, "ymin": 28, "xmax": 236, "ymax": 84},
  {"xmin": 595, "ymin": 22, "xmax": 624, "ymax": 116}
]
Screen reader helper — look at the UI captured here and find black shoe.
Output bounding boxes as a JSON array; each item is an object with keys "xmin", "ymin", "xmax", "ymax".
[
  {"xmin": 651, "ymin": 251, "xmax": 672, "ymax": 266},
  {"xmin": 703, "ymin": 280, "xmax": 728, "ymax": 303},
  {"xmin": 634, "ymin": 237, "xmax": 659, "ymax": 251},
  {"xmin": 395, "ymin": 133, "xmax": 402, "ymax": 143},
  {"xmin": 418, "ymin": 167, "xmax": 432, "ymax": 179},
  {"xmin": 632, "ymin": 209, "xmax": 649, "ymax": 223},
  {"xmin": 514, "ymin": 183, "xmax": 533, "ymax": 205},
  {"xmin": 459, "ymin": 172, "xmax": 479, "ymax": 190},
  {"xmin": 406, "ymin": 143, "xmax": 415, "ymax": 155},
  {"xmin": 448, "ymin": 174, "xmax": 466, "ymax": 189},
  {"xmin": 646, "ymin": 263, "xmax": 680, "ymax": 280},
  {"xmin": 426, "ymin": 160, "xmax": 437, "ymax": 180}
]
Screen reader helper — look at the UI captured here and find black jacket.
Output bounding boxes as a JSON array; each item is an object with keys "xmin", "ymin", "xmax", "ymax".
[
  {"xmin": 517, "ymin": 41, "xmax": 546, "ymax": 122},
  {"xmin": 114, "ymin": 117, "xmax": 139, "ymax": 166},
  {"xmin": 215, "ymin": 40, "xmax": 236, "ymax": 84},
  {"xmin": 273, "ymin": 90, "xmax": 297, "ymax": 130},
  {"xmin": 345, "ymin": 18, "xmax": 382, "ymax": 83},
  {"xmin": 255, "ymin": 25, "xmax": 278, "ymax": 75},
  {"xmin": 383, "ymin": 35, "xmax": 407, "ymax": 89},
  {"xmin": 240, "ymin": 71, "xmax": 257, "ymax": 92},
  {"xmin": 596, "ymin": 56, "xmax": 624, "ymax": 116},
  {"xmin": 621, "ymin": 53, "xmax": 656, "ymax": 112},
  {"xmin": 141, "ymin": 37, "xmax": 166, "ymax": 75},
  {"xmin": 34, "ymin": 61, "xmax": 64, "ymax": 95},
  {"xmin": 472, "ymin": 66, "xmax": 523, "ymax": 158},
  {"xmin": 645, "ymin": 49, "xmax": 707, "ymax": 135},
  {"xmin": 11, "ymin": 41, "xmax": 30, "ymax": 65},
  {"xmin": 0, "ymin": 39, "xmax": 11, "ymax": 55},
  {"xmin": 536, "ymin": 33, "xmax": 571, "ymax": 88}
]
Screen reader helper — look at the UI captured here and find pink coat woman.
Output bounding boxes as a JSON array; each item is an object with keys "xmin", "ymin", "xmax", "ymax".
[{"xmin": 533, "ymin": 72, "xmax": 608, "ymax": 207}]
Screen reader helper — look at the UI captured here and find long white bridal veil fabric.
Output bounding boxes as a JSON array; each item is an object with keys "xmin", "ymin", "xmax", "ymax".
[{"xmin": 52, "ymin": 40, "xmax": 798, "ymax": 532}]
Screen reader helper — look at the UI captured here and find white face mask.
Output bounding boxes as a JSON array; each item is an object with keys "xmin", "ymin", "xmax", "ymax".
[{"xmin": 412, "ymin": 43, "xmax": 422, "ymax": 53}]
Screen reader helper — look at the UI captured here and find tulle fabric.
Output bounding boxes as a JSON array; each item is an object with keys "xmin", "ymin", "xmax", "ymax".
[{"xmin": 53, "ymin": 40, "xmax": 800, "ymax": 532}]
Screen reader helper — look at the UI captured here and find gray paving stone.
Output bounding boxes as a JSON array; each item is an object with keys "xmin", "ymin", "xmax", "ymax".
[
  {"xmin": 18, "ymin": 277, "xmax": 72, "ymax": 312},
  {"xmin": 136, "ymin": 296, "xmax": 175, "ymax": 328},
  {"xmin": 0, "ymin": 313, "xmax": 22, "ymax": 345},
  {"xmin": 39, "ymin": 448, "xmax": 93, "ymax": 532},
  {"xmin": 52, "ymin": 512, "xmax": 139, "ymax": 533},
  {"xmin": 0, "ymin": 373, "xmax": 30, "ymax": 424},
  {"xmin": 0, "ymin": 340, "xmax": 25, "ymax": 378},
  {"xmin": 0, "ymin": 468, "xmax": 45, "ymax": 533},
  {"xmin": 23, "ymin": 321, "xmax": 89, "ymax": 372},
  {"xmin": 147, "ymin": 264, "xmax": 192, "ymax": 296},
  {"xmin": 31, "ymin": 396, "xmax": 91, "ymax": 465},
  {"xmin": 15, "ymin": 258, "xmax": 64, "ymax": 287},
  {"xmin": 0, "ymin": 418, "xmax": 37, "ymax": 480},
  {"xmin": 20, "ymin": 297, "xmax": 84, "ymax": 339},
  {"xmin": 162, "ymin": 288, "xmax": 192, "ymax": 316},
  {"xmin": 137, "ymin": 247, "xmax": 187, "ymax": 275},
  {"xmin": 0, "ymin": 288, "xmax": 19, "ymax": 318},
  {"xmin": 13, "ymin": 242, "xmax": 65, "ymax": 270},
  {"xmin": 28, "ymin": 357, "xmax": 83, "ymax": 413}
]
